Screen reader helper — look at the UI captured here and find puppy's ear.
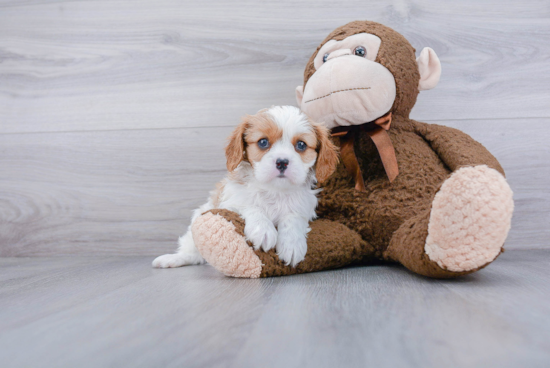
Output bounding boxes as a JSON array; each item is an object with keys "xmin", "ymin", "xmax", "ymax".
[
  {"xmin": 225, "ymin": 118, "xmax": 249, "ymax": 172},
  {"xmin": 313, "ymin": 122, "xmax": 339, "ymax": 183}
]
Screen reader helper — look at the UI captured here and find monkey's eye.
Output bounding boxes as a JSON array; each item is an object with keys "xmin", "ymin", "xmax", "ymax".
[
  {"xmin": 323, "ymin": 53, "xmax": 329, "ymax": 62},
  {"xmin": 354, "ymin": 46, "xmax": 366, "ymax": 57},
  {"xmin": 258, "ymin": 138, "xmax": 270, "ymax": 149},
  {"xmin": 295, "ymin": 141, "xmax": 307, "ymax": 152}
]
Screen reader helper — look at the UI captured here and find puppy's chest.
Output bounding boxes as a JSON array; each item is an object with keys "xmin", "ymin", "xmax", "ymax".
[{"xmin": 251, "ymin": 190, "xmax": 317, "ymax": 224}]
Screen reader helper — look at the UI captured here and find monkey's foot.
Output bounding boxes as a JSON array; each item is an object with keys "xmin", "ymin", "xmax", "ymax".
[
  {"xmin": 192, "ymin": 209, "xmax": 262, "ymax": 278},
  {"xmin": 425, "ymin": 165, "xmax": 514, "ymax": 272}
]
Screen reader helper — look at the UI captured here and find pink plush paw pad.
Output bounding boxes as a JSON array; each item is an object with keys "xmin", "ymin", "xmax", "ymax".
[
  {"xmin": 425, "ymin": 165, "xmax": 514, "ymax": 272},
  {"xmin": 192, "ymin": 212, "xmax": 262, "ymax": 278}
]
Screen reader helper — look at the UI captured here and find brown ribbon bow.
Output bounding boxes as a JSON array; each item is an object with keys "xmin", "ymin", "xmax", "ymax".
[{"xmin": 331, "ymin": 112, "xmax": 399, "ymax": 192}]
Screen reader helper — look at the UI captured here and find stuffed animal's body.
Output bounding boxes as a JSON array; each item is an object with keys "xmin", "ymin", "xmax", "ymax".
[{"xmin": 191, "ymin": 21, "xmax": 514, "ymax": 278}]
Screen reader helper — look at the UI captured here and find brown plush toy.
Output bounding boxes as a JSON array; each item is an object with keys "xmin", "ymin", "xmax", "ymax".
[{"xmin": 191, "ymin": 20, "xmax": 514, "ymax": 278}]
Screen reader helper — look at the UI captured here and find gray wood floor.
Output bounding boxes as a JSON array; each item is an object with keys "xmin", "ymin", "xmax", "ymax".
[{"xmin": 1, "ymin": 250, "xmax": 549, "ymax": 368}]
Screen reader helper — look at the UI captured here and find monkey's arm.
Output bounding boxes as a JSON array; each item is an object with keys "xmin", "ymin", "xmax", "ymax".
[
  {"xmin": 413, "ymin": 121, "xmax": 505, "ymax": 176},
  {"xmin": 192, "ymin": 209, "xmax": 373, "ymax": 278}
]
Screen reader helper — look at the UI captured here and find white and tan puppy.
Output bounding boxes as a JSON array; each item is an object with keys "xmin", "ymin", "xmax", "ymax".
[{"xmin": 153, "ymin": 106, "xmax": 338, "ymax": 268}]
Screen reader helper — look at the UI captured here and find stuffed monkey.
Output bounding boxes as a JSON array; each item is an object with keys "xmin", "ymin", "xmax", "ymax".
[{"xmin": 191, "ymin": 20, "xmax": 514, "ymax": 278}]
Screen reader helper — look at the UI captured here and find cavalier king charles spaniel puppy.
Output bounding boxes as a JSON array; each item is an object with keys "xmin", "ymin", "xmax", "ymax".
[{"xmin": 153, "ymin": 105, "xmax": 338, "ymax": 268}]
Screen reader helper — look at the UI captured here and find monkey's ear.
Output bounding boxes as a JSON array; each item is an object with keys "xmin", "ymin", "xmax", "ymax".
[
  {"xmin": 296, "ymin": 86, "xmax": 304, "ymax": 106},
  {"xmin": 225, "ymin": 119, "xmax": 249, "ymax": 172},
  {"xmin": 417, "ymin": 47, "xmax": 441, "ymax": 91}
]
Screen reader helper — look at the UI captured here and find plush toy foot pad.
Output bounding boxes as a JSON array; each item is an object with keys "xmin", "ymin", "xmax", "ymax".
[
  {"xmin": 192, "ymin": 210, "xmax": 262, "ymax": 278},
  {"xmin": 425, "ymin": 165, "xmax": 514, "ymax": 272}
]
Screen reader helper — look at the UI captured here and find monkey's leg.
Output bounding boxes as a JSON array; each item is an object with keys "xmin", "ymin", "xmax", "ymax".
[
  {"xmin": 385, "ymin": 165, "xmax": 514, "ymax": 278},
  {"xmin": 192, "ymin": 209, "xmax": 372, "ymax": 278}
]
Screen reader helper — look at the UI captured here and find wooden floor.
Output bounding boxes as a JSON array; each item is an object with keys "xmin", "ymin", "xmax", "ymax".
[{"xmin": 0, "ymin": 249, "xmax": 549, "ymax": 368}]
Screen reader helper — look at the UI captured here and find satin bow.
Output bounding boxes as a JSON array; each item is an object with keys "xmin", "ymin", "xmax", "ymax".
[{"xmin": 331, "ymin": 112, "xmax": 399, "ymax": 192}]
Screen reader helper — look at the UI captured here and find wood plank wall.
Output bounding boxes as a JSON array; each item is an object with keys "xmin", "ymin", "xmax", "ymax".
[{"xmin": 0, "ymin": 0, "xmax": 548, "ymax": 256}]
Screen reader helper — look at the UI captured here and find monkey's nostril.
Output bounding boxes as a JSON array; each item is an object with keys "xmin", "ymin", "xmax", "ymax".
[{"xmin": 276, "ymin": 158, "xmax": 289, "ymax": 172}]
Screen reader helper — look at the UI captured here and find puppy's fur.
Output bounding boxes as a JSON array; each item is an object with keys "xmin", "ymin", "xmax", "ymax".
[{"xmin": 152, "ymin": 106, "xmax": 338, "ymax": 268}]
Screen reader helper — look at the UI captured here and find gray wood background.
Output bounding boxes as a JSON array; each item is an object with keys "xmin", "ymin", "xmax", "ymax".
[{"xmin": 1, "ymin": 0, "xmax": 549, "ymax": 256}]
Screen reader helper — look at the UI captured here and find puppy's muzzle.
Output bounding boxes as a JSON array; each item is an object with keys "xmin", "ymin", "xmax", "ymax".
[{"xmin": 276, "ymin": 158, "xmax": 289, "ymax": 173}]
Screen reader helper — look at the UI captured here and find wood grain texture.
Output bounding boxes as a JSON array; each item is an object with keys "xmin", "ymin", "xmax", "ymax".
[
  {"xmin": 1, "ymin": 250, "xmax": 549, "ymax": 368},
  {"xmin": 0, "ymin": 0, "xmax": 549, "ymax": 134},
  {"xmin": 0, "ymin": 119, "xmax": 547, "ymax": 256},
  {"xmin": 0, "ymin": 127, "xmax": 228, "ymax": 256},
  {"xmin": 0, "ymin": 0, "xmax": 548, "ymax": 256}
]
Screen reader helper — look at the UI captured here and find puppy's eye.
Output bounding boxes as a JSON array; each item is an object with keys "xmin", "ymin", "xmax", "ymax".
[
  {"xmin": 354, "ymin": 46, "xmax": 366, "ymax": 57},
  {"xmin": 295, "ymin": 141, "xmax": 307, "ymax": 152},
  {"xmin": 258, "ymin": 138, "xmax": 270, "ymax": 149},
  {"xmin": 322, "ymin": 53, "xmax": 329, "ymax": 62}
]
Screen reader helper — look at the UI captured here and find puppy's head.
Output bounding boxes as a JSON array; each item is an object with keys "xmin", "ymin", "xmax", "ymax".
[{"xmin": 226, "ymin": 106, "xmax": 339, "ymax": 188}]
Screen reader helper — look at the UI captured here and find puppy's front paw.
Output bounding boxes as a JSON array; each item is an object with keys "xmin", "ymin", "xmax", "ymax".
[
  {"xmin": 244, "ymin": 217, "xmax": 278, "ymax": 251},
  {"xmin": 276, "ymin": 230, "xmax": 307, "ymax": 267}
]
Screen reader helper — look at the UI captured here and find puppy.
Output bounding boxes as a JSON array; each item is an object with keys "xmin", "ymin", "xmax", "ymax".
[{"xmin": 152, "ymin": 105, "xmax": 338, "ymax": 268}]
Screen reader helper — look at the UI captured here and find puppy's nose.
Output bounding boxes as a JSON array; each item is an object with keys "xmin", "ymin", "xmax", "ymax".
[{"xmin": 276, "ymin": 158, "xmax": 289, "ymax": 173}]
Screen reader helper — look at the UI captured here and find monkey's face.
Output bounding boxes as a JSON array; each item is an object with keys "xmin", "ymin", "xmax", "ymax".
[
  {"xmin": 296, "ymin": 31, "xmax": 441, "ymax": 129},
  {"xmin": 296, "ymin": 33, "xmax": 395, "ymax": 129}
]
